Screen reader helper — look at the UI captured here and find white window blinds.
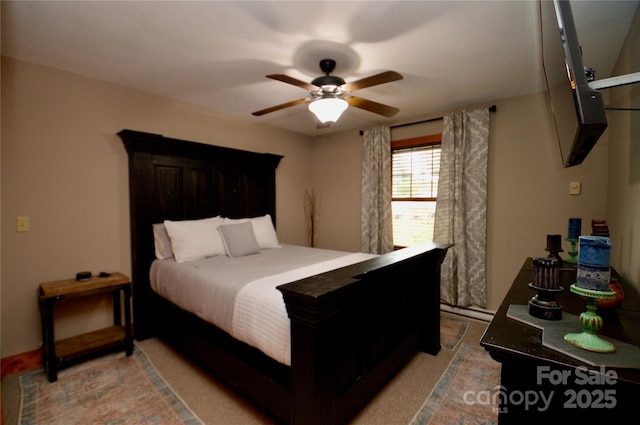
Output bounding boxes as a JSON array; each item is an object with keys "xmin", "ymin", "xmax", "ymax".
[{"xmin": 392, "ymin": 145, "xmax": 440, "ymax": 200}]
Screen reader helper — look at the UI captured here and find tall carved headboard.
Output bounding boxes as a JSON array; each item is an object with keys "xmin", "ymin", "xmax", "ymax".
[{"xmin": 118, "ymin": 129, "xmax": 283, "ymax": 339}]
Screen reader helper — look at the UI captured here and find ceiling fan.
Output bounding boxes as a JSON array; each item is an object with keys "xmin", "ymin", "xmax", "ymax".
[{"xmin": 252, "ymin": 59, "xmax": 403, "ymax": 124}]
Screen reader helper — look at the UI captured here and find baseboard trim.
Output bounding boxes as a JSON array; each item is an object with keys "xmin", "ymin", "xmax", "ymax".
[
  {"xmin": 440, "ymin": 303, "xmax": 495, "ymax": 322},
  {"xmin": 1, "ymin": 348, "xmax": 42, "ymax": 378}
]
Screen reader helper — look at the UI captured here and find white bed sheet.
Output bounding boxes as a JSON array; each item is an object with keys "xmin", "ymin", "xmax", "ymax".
[{"xmin": 149, "ymin": 244, "xmax": 377, "ymax": 365}]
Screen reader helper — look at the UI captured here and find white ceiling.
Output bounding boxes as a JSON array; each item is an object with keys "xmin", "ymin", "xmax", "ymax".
[{"xmin": 2, "ymin": 1, "xmax": 638, "ymax": 136}]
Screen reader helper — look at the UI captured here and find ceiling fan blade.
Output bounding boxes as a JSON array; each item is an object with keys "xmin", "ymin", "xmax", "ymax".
[
  {"xmin": 266, "ymin": 74, "xmax": 318, "ymax": 91},
  {"xmin": 252, "ymin": 98, "xmax": 310, "ymax": 116},
  {"xmin": 346, "ymin": 96, "xmax": 399, "ymax": 117},
  {"xmin": 341, "ymin": 71, "xmax": 403, "ymax": 92}
]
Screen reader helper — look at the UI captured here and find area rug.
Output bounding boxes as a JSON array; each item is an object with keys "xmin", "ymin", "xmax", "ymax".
[
  {"xmin": 440, "ymin": 313, "xmax": 469, "ymax": 350},
  {"xmin": 18, "ymin": 345, "xmax": 204, "ymax": 425},
  {"xmin": 409, "ymin": 343, "xmax": 500, "ymax": 425}
]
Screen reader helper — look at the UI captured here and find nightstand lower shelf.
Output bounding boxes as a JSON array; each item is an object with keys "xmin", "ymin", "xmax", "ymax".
[{"xmin": 55, "ymin": 325, "xmax": 131, "ymax": 361}]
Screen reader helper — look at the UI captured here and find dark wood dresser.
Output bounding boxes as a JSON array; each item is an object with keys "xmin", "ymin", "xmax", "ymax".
[{"xmin": 481, "ymin": 258, "xmax": 640, "ymax": 423}]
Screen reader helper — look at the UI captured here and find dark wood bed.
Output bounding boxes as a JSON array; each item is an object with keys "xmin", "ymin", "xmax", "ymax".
[{"xmin": 119, "ymin": 129, "xmax": 450, "ymax": 425}]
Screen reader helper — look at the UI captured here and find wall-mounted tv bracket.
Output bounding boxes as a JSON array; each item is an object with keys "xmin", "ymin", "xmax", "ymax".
[
  {"xmin": 589, "ymin": 71, "xmax": 640, "ymax": 90},
  {"xmin": 584, "ymin": 67, "xmax": 596, "ymax": 82},
  {"xmin": 589, "ymin": 71, "xmax": 640, "ymax": 111}
]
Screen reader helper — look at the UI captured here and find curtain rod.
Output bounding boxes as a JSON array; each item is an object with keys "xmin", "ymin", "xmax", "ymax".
[{"xmin": 359, "ymin": 104, "xmax": 496, "ymax": 135}]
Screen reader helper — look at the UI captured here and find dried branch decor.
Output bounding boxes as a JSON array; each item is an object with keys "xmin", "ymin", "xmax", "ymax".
[{"xmin": 304, "ymin": 189, "xmax": 319, "ymax": 247}]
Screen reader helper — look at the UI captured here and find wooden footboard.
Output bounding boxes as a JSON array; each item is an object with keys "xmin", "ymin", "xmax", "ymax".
[{"xmin": 279, "ymin": 243, "xmax": 449, "ymax": 425}]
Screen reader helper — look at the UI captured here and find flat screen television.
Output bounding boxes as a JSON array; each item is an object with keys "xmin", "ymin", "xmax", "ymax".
[{"xmin": 540, "ymin": 0, "xmax": 608, "ymax": 168}]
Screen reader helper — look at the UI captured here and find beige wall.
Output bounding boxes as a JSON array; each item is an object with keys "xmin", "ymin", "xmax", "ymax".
[
  {"xmin": 607, "ymin": 6, "xmax": 640, "ymax": 293},
  {"xmin": 486, "ymin": 94, "xmax": 608, "ymax": 309},
  {"xmin": 1, "ymin": 57, "xmax": 312, "ymax": 357}
]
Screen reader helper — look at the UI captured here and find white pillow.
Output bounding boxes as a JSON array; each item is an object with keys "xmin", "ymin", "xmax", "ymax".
[
  {"xmin": 218, "ymin": 222, "xmax": 262, "ymax": 257},
  {"xmin": 163, "ymin": 216, "xmax": 225, "ymax": 263},
  {"xmin": 250, "ymin": 214, "xmax": 280, "ymax": 249},
  {"xmin": 152, "ymin": 223, "xmax": 173, "ymax": 260}
]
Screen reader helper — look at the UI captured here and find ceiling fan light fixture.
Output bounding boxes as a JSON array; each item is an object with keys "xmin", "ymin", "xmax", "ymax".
[
  {"xmin": 253, "ymin": 59, "xmax": 402, "ymax": 123},
  {"xmin": 308, "ymin": 97, "xmax": 348, "ymax": 123}
]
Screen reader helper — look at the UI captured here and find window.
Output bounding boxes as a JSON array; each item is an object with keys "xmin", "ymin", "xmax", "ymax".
[{"xmin": 391, "ymin": 134, "xmax": 442, "ymax": 247}]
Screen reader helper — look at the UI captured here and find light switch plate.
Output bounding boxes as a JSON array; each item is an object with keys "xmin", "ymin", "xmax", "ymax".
[
  {"xmin": 569, "ymin": 181, "xmax": 581, "ymax": 195},
  {"xmin": 17, "ymin": 216, "xmax": 30, "ymax": 232}
]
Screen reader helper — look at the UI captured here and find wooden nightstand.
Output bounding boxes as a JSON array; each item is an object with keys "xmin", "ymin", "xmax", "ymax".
[{"xmin": 38, "ymin": 272, "xmax": 133, "ymax": 382}]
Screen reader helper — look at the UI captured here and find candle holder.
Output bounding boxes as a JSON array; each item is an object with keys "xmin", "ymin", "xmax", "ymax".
[
  {"xmin": 528, "ymin": 283, "xmax": 564, "ymax": 320},
  {"xmin": 565, "ymin": 238, "xmax": 578, "ymax": 264},
  {"xmin": 564, "ymin": 284, "xmax": 616, "ymax": 353},
  {"xmin": 545, "ymin": 234, "xmax": 564, "ymax": 267},
  {"xmin": 546, "ymin": 248, "xmax": 564, "ymax": 267},
  {"xmin": 528, "ymin": 257, "xmax": 563, "ymax": 320}
]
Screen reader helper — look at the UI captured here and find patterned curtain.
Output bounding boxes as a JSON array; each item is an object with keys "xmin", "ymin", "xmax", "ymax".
[
  {"xmin": 434, "ymin": 108, "xmax": 490, "ymax": 307},
  {"xmin": 361, "ymin": 126, "xmax": 394, "ymax": 254}
]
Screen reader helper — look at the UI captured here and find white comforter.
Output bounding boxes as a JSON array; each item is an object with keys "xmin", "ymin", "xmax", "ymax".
[{"xmin": 149, "ymin": 245, "xmax": 377, "ymax": 365}]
